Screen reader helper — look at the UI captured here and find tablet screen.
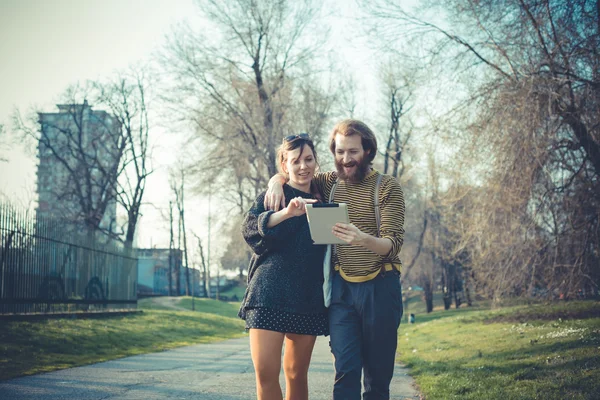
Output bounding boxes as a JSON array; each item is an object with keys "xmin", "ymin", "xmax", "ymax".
[{"xmin": 305, "ymin": 203, "xmax": 349, "ymax": 245}]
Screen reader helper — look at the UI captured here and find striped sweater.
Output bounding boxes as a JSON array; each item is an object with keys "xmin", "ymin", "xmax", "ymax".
[{"xmin": 313, "ymin": 169, "xmax": 405, "ymax": 282}]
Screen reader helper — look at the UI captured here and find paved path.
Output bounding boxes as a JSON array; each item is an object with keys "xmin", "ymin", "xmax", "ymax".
[{"xmin": 0, "ymin": 336, "xmax": 421, "ymax": 399}]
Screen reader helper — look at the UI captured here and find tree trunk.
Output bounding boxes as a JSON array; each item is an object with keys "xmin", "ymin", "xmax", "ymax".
[
  {"xmin": 196, "ymin": 234, "xmax": 210, "ymax": 298},
  {"xmin": 442, "ymin": 261, "xmax": 452, "ymax": 310},
  {"xmin": 420, "ymin": 272, "xmax": 435, "ymax": 313},
  {"xmin": 175, "ymin": 253, "xmax": 181, "ymax": 296},
  {"xmin": 252, "ymin": 47, "xmax": 278, "ymax": 177},
  {"xmin": 168, "ymin": 201, "xmax": 174, "ymax": 296},
  {"xmin": 423, "ymin": 282, "xmax": 434, "ymax": 313},
  {"xmin": 562, "ymin": 109, "xmax": 600, "ymax": 178}
]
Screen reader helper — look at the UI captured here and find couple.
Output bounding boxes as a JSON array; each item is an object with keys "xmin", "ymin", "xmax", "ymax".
[{"xmin": 239, "ymin": 119, "xmax": 406, "ymax": 400}]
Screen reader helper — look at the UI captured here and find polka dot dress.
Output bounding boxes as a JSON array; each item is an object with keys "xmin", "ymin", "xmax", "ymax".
[{"xmin": 245, "ymin": 307, "xmax": 329, "ymax": 336}]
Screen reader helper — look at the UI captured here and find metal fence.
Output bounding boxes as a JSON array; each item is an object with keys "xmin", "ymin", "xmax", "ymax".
[{"xmin": 0, "ymin": 203, "xmax": 137, "ymax": 314}]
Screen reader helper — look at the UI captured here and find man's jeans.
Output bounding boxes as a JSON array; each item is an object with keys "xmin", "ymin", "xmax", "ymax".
[{"xmin": 329, "ymin": 271, "xmax": 403, "ymax": 400}]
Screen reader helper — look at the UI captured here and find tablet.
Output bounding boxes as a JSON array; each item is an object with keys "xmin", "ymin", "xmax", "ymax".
[{"xmin": 305, "ymin": 203, "xmax": 349, "ymax": 245}]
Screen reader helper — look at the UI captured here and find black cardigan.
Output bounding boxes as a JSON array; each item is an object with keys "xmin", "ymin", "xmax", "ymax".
[{"xmin": 238, "ymin": 184, "xmax": 327, "ymax": 318}]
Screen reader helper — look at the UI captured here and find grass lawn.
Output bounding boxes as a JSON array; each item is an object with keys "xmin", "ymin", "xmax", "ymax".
[
  {"xmin": 137, "ymin": 296, "xmax": 242, "ymax": 318},
  {"xmin": 399, "ymin": 299, "xmax": 600, "ymax": 399},
  {"xmin": 218, "ymin": 284, "xmax": 247, "ymax": 300},
  {"xmin": 0, "ymin": 297, "xmax": 245, "ymax": 381},
  {"xmin": 177, "ymin": 297, "xmax": 241, "ymax": 317}
]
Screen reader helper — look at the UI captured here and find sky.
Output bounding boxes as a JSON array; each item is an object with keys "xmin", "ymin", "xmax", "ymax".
[
  {"xmin": 0, "ymin": 0, "xmax": 197, "ymax": 199},
  {"xmin": 0, "ymin": 0, "xmax": 204, "ymax": 256},
  {"xmin": 0, "ymin": 0, "xmax": 382, "ymax": 272}
]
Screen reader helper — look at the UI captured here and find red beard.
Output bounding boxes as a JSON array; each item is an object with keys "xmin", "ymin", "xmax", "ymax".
[{"xmin": 335, "ymin": 156, "xmax": 371, "ymax": 183}]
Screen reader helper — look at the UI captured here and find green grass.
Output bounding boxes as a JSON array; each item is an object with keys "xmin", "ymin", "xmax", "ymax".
[
  {"xmin": 399, "ymin": 299, "xmax": 600, "ymax": 399},
  {"xmin": 218, "ymin": 284, "xmax": 247, "ymax": 300},
  {"xmin": 137, "ymin": 296, "xmax": 242, "ymax": 318},
  {"xmin": 403, "ymin": 291, "xmax": 446, "ymax": 316},
  {"xmin": 0, "ymin": 297, "xmax": 245, "ymax": 381},
  {"xmin": 176, "ymin": 297, "xmax": 242, "ymax": 318},
  {"xmin": 136, "ymin": 297, "xmax": 174, "ymax": 310}
]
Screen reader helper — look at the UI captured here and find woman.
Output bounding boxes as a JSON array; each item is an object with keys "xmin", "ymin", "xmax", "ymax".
[{"xmin": 239, "ymin": 133, "xmax": 328, "ymax": 400}]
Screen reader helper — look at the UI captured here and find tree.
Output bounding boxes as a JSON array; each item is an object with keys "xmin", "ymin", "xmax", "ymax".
[
  {"xmin": 168, "ymin": 200, "xmax": 176, "ymax": 296},
  {"xmin": 363, "ymin": 0, "xmax": 600, "ymax": 300},
  {"xmin": 13, "ymin": 71, "xmax": 153, "ymax": 248},
  {"xmin": 220, "ymin": 214, "xmax": 252, "ymax": 279},
  {"xmin": 171, "ymin": 169, "xmax": 192, "ymax": 295},
  {"xmin": 162, "ymin": 0, "xmax": 334, "ymax": 213},
  {"xmin": 193, "ymin": 232, "xmax": 211, "ymax": 298},
  {"xmin": 0, "ymin": 124, "xmax": 7, "ymax": 163},
  {"xmin": 14, "ymin": 87, "xmax": 124, "ymax": 238},
  {"xmin": 379, "ymin": 62, "xmax": 414, "ymax": 179},
  {"xmin": 94, "ymin": 69, "xmax": 153, "ymax": 248}
]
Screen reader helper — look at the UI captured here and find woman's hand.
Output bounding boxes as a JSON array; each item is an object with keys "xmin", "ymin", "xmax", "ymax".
[
  {"xmin": 285, "ymin": 197, "xmax": 318, "ymax": 217},
  {"xmin": 266, "ymin": 197, "xmax": 317, "ymax": 228}
]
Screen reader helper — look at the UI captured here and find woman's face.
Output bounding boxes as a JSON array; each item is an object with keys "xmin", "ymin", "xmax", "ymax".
[{"xmin": 283, "ymin": 144, "xmax": 316, "ymax": 189}]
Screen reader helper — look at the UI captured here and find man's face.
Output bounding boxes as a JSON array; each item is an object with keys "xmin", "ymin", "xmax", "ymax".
[{"xmin": 334, "ymin": 134, "xmax": 371, "ymax": 183}]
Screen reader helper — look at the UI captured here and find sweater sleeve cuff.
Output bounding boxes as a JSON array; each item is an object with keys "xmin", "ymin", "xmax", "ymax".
[
  {"xmin": 257, "ymin": 210, "xmax": 281, "ymax": 238},
  {"xmin": 258, "ymin": 210, "xmax": 298, "ymax": 239},
  {"xmin": 380, "ymin": 234, "xmax": 403, "ymax": 259}
]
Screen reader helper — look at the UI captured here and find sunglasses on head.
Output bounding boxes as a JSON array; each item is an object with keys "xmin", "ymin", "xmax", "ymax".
[{"xmin": 283, "ymin": 132, "xmax": 310, "ymax": 142}]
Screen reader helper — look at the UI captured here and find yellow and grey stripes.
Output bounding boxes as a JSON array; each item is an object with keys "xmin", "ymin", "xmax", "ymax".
[{"xmin": 313, "ymin": 170, "xmax": 405, "ymax": 283}]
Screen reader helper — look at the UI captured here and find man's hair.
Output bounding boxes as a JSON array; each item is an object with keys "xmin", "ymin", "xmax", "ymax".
[{"xmin": 328, "ymin": 119, "xmax": 377, "ymax": 164}]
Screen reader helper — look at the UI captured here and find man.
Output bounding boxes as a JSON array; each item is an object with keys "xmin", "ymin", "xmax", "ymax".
[{"xmin": 264, "ymin": 119, "xmax": 405, "ymax": 399}]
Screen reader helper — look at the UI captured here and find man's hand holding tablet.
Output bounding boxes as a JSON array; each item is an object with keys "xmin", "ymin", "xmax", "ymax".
[{"xmin": 305, "ymin": 203, "xmax": 350, "ymax": 245}]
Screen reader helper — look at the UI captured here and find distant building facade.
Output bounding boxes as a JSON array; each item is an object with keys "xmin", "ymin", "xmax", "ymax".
[
  {"xmin": 137, "ymin": 248, "xmax": 201, "ymax": 296},
  {"xmin": 37, "ymin": 101, "xmax": 119, "ymax": 236}
]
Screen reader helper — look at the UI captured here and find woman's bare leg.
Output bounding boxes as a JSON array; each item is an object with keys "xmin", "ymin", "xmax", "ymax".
[
  {"xmin": 282, "ymin": 333, "xmax": 317, "ymax": 400},
  {"xmin": 249, "ymin": 328, "xmax": 285, "ymax": 400}
]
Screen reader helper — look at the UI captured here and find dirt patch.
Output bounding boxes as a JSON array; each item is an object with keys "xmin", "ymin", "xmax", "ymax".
[{"xmin": 485, "ymin": 307, "xmax": 600, "ymax": 324}]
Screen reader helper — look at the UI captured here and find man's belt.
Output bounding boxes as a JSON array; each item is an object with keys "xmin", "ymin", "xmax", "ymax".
[{"xmin": 334, "ymin": 263, "xmax": 400, "ymax": 283}]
